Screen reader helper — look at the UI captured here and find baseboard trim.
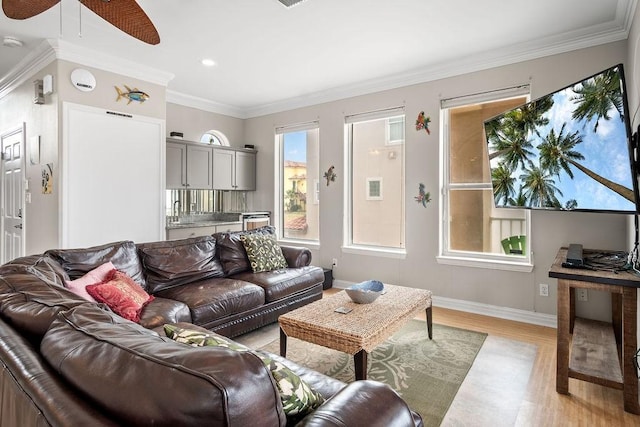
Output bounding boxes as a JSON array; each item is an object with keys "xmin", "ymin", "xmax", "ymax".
[{"xmin": 333, "ymin": 280, "xmax": 557, "ymax": 329}]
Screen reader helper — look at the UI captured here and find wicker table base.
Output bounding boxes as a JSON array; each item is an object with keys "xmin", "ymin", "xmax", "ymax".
[{"xmin": 278, "ymin": 284, "xmax": 432, "ymax": 380}]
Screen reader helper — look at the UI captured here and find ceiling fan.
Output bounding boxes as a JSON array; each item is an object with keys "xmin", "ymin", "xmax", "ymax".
[{"xmin": 2, "ymin": 0, "xmax": 160, "ymax": 45}]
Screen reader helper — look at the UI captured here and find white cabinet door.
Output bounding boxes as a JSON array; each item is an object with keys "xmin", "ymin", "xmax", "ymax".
[
  {"xmin": 215, "ymin": 223, "xmax": 242, "ymax": 233},
  {"xmin": 63, "ymin": 103, "xmax": 164, "ymax": 248}
]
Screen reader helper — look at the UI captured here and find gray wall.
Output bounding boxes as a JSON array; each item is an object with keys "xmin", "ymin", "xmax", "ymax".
[{"xmin": 243, "ymin": 41, "xmax": 632, "ymax": 320}]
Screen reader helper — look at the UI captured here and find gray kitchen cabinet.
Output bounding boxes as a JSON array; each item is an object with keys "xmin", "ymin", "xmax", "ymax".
[
  {"xmin": 166, "ymin": 139, "xmax": 212, "ymax": 189},
  {"xmin": 212, "ymin": 147, "xmax": 256, "ymax": 190},
  {"xmin": 166, "ymin": 142, "xmax": 186, "ymax": 189},
  {"xmin": 186, "ymin": 145, "xmax": 213, "ymax": 189}
]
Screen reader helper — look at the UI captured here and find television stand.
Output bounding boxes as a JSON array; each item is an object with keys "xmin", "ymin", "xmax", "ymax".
[{"xmin": 549, "ymin": 247, "xmax": 640, "ymax": 414}]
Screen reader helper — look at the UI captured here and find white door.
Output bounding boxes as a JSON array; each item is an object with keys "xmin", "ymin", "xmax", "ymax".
[
  {"xmin": 1, "ymin": 125, "xmax": 25, "ymax": 264},
  {"xmin": 62, "ymin": 103, "xmax": 165, "ymax": 248}
]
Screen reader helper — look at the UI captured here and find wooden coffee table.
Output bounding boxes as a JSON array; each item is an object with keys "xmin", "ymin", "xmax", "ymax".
[{"xmin": 278, "ymin": 284, "xmax": 432, "ymax": 380}]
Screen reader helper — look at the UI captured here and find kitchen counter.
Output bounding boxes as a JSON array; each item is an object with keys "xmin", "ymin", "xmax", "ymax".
[
  {"xmin": 166, "ymin": 220, "xmax": 242, "ymax": 230},
  {"xmin": 165, "ymin": 213, "xmax": 244, "ymax": 240}
]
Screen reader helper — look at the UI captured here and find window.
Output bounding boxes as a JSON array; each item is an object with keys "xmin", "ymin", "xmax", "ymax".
[
  {"xmin": 200, "ymin": 130, "xmax": 229, "ymax": 146},
  {"xmin": 276, "ymin": 123, "xmax": 320, "ymax": 243},
  {"xmin": 366, "ymin": 178, "xmax": 382, "ymax": 200},
  {"xmin": 386, "ymin": 117, "xmax": 404, "ymax": 145},
  {"xmin": 346, "ymin": 108, "xmax": 405, "ymax": 252},
  {"xmin": 439, "ymin": 87, "xmax": 533, "ymax": 270}
]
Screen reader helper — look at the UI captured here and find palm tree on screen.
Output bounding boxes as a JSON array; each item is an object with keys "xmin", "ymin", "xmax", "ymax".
[
  {"xmin": 538, "ymin": 123, "xmax": 634, "ymax": 202},
  {"xmin": 509, "ymin": 187, "xmax": 528, "ymax": 207},
  {"xmin": 538, "ymin": 124, "xmax": 584, "ymax": 179},
  {"xmin": 571, "ymin": 67, "xmax": 624, "ymax": 133},
  {"xmin": 491, "ymin": 164, "xmax": 516, "ymax": 205},
  {"xmin": 520, "ymin": 164, "xmax": 562, "ymax": 208}
]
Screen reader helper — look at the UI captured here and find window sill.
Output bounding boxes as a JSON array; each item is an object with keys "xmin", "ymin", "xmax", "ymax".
[
  {"xmin": 342, "ymin": 245, "xmax": 406, "ymax": 259},
  {"xmin": 436, "ymin": 254, "xmax": 533, "ymax": 272}
]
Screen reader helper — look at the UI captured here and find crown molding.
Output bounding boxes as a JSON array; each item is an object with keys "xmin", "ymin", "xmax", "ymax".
[
  {"xmin": 0, "ymin": 39, "xmax": 174, "ymax": 100},
  {"xmin": 166, "ymin": 90, "xmax": 246, "ymax": 119},
  {"xmin": 50, "ymin": 39, "xmax": 174, "ymax": 86},
  {"xmin": 0, "ymin": 39, "xmax": 57, "ymax": 99}
]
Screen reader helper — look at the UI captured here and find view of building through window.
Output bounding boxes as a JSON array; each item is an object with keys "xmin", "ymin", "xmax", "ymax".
[
  {"xmin": 279, "ymin": 127, "xmax": 319, "ymax": 241},
  {"xmin": 348, "ymin": 113, "xmax": 405, "ymax": 249},
  {"xmin": 445, "ymin": 96, "xmax": 529, "ymax": 257}
]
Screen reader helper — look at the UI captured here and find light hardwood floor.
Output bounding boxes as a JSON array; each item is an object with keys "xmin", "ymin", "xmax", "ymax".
[
  {"xmin": 239, "ymin": 288, "xmax": 640, "ymax": 426},
  {"xmin": 429, "ymin": 306, "xmax": 640, "ymax": 427}
]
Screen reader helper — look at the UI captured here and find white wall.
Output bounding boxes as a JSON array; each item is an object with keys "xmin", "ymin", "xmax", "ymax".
[
  {"xmin": 0, "ymin": 59, "xmax": 168, "ymax": 255},
  {"xmin": 0, "ymin": 62, "xmax": 59, "ymax": 255},
  {"xmin": 244, "ymin": 41, "xmax": 631, "ymax": 319}
]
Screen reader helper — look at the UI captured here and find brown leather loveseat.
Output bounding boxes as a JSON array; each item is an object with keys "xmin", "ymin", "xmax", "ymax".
[{"xmin": 0, "ymin": 226, "xmax": 424, "ymax": 426}]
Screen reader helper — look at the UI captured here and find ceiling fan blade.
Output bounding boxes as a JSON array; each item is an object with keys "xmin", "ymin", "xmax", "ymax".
[
  {"xmin": 2, "ymin": 0, "xmax": 59, "ymax": 19},
  {"xmin": 81, "ymin": 0, "xmax": 160, "ymax": 45}
]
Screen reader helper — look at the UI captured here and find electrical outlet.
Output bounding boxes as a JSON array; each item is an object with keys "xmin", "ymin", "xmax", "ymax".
[
  {"xmin": 539, "ymin": 283, "xmax": 549, "ymax": 297},
  {"xmin": 577, "ymin": 289, "xmax": 588, "ymax": 301},
  {"xmin": 332, "ymin": 258, "xmax": 338, "ymax": 268}
]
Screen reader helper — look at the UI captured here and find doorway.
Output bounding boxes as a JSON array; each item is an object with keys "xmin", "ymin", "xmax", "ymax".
[{"xmin": 1, "ymin": 124, "xmax": 25, "ymax": 264}]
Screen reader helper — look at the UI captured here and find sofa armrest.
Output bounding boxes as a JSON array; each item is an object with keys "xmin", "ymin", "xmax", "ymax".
[
  {"xmin": 139, "ymin": 297, "xmax": 192, "ymax": 330},
  {"xmin": 280, "ymin": 246, "xmax": 312, "ymax": 268},
  {"xmin": 296, "ymin": 380, "xmax": 423, "ymax": 427}
]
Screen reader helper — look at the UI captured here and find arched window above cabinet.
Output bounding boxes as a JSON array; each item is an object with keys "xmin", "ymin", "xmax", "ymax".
[{"xmin": 200, "ymin": 130, "xmax": 230, "ymax": 146}]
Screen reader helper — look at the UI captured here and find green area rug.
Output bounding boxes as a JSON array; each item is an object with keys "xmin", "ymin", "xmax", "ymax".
[{"xmin": 260, "ymin": 320, "xmax": 487, "ymax": 426}]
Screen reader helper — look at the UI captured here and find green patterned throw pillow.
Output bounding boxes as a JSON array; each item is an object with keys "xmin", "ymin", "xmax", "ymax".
[
  {"xmin": 163, "ymin": 324, "xmax": 249, "ymax": 351},
  {"xmin": 240, "ymin": 233, "xmax": 288, "ymax": 273},
  {"xmin": 163, "ymin": 325, "xmax": 324, "ymax": 417}
]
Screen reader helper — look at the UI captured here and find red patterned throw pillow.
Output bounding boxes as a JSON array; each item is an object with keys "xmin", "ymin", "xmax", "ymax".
[{"xmin": 86, "ymin": 270, "xmax": 154, "ymax": 323}]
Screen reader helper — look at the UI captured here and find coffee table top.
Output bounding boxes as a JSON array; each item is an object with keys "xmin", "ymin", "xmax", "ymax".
[{"xmin": 279, "ymin": 284, "xmax": 432, "ymax": 354}]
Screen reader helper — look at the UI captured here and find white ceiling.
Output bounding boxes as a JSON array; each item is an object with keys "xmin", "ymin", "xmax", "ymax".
[{"xmin": 0, "ymin": 0, "xmax": 637, "ymax": 118}]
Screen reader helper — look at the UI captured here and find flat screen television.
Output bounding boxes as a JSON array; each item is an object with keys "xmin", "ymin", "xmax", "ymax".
[{"xmin": 484, "ymin": 64, "xmax": 639, "ymax": 214}]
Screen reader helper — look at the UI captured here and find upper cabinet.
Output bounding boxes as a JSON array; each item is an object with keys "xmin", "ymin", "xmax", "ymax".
[
  {"xmin": 166, "ymin": 139, "xmax": 212, "ymax": 189},
  {"xmin": 212, "ymin": 147, "xmax": 256, "ymax": 191},
  {"xmin": 166, "ymin": 138, "xmax": 255, "ymax": 191}
]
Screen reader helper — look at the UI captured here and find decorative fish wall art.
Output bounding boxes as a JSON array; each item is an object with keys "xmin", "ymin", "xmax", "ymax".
[{"xmin": 115, "ymin": 85, "xmax": 149, "ymax": 104}]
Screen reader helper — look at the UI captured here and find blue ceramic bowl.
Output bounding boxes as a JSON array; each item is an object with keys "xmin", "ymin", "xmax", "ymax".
[{"xmin": 345, "ymin": 280, "xmax": 384, "ymax": 304}]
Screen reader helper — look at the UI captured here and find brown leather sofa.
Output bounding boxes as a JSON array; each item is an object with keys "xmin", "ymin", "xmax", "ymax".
[
  {"xmin": 46, "ymin": 226, "xmax": 324, "ymax": 338},
  {"xmin": 0, "ymin": 227, "xmax": 424, "ymax": 426}
]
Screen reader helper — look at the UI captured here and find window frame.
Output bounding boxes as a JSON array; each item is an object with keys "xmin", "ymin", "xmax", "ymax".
[
  {"xmin": 275, "ymin": 122, "xmax": 320, "ymax": 248},
  {"xmin": 437, "ymin": 87, "xmax": 533, "ymax": 272},
  {"xmin": 344, "ymin": 107, "xmax": 406, "ymax": 258},
  {"xmin": 366, "ymin": 177, "xmax": 383, "ymax": 200}
]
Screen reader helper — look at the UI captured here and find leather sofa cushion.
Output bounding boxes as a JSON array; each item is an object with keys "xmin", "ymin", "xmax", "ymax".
[
  {"xmin": 213, "ymin": 226, "xmax": 277, "ymax": 276},
  {"xmin": 231, "ymin": 266, "xmax": 324, "ymax": 303},
  {"xmin": 40, "ymin": 305, "xmax": 286, "ymax": 427},
  {"xmin": 0, "ymin": 258, "xmax": 91, "ymax": 340},
  {"xmin": 138, "ymin": 297, "xmax": 192, "ymax": 330},
  {"xmin": 137, "ymin": 236, "xmax": 225, "ymax": 294},
  {"xmin": 45, "ymin": 241, "xmax": 146, "ymax": 289},
  {"xmin": 156, "ymin": 277, "xmax": 265, "ymax": 326}
]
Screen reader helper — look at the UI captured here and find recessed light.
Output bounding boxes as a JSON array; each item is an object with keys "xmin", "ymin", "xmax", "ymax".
[{"xmin": 201, "ymin": 58, "xmax": 216, "ymax": 67}]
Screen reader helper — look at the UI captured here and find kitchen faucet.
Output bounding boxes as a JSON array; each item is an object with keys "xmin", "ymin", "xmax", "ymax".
[{"xmin": 173, "ymin": 200, "xmax": 181, "ymax": 221}]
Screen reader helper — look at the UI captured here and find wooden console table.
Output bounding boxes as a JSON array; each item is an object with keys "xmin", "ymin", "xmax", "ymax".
[{"xmin": 549, "ymin": 247, "xmax": 640, "ymax": 414}]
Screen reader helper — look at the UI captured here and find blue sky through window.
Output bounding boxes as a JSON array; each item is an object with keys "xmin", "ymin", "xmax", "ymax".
[{"xmin": 283, "ymin": 131, "xmax": 307, "ymax": 163}]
